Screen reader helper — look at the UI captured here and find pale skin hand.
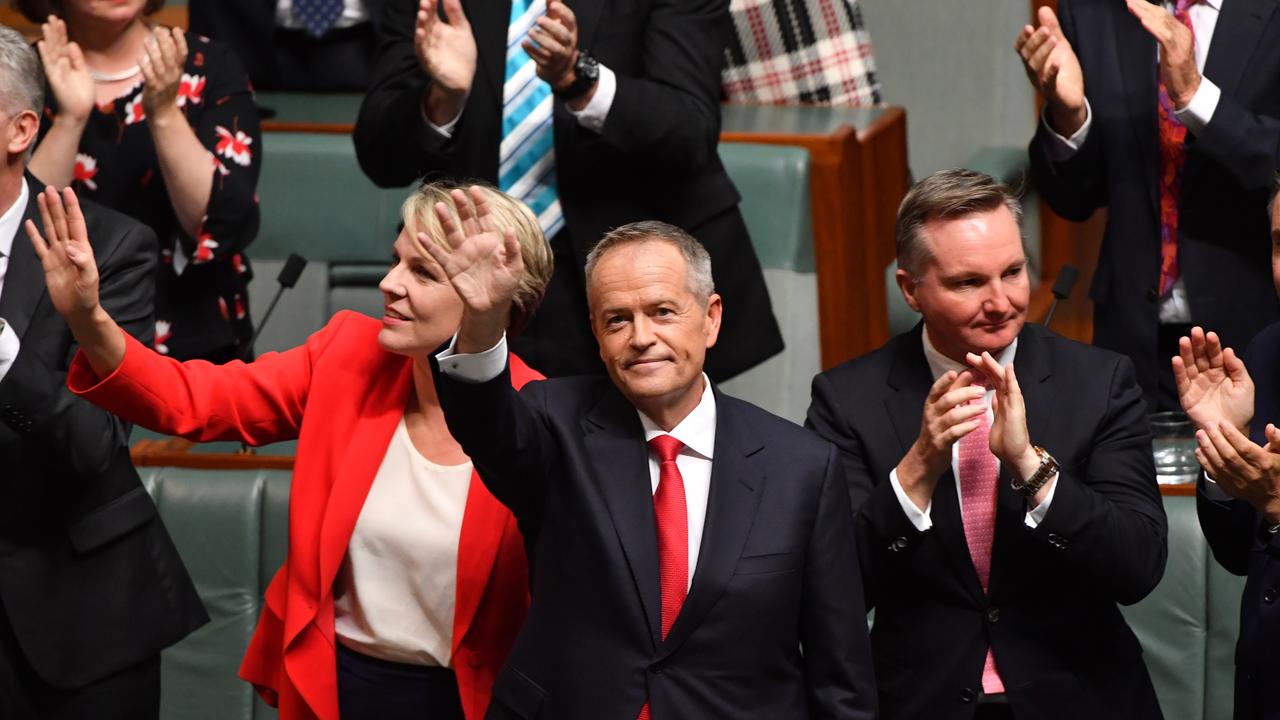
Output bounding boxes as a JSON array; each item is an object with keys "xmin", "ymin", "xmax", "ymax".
[
  {"xmin": 1196, "ymin": 421, "xmax": 1280, "ymax": 524},
  {"xmin": 23, "ymin": 186, "xmax": 126, "ymax": 378},
  {"xmin": 522, "ymin": 0, "xmax": 595, "ymax": 111},
  {"xmin": 967, "ymin": 352, "xmax": 1051, "ymax": 507},
  {"xmin": 1125, "ymin": 0, "xmax": 1201, "ymax": 108},
  {"xmin": 419, "ymin": 187, "xmax": 524, "ymax": 354},
  {"xmin": 895, "ymin": 370, "xmax": 987, "ymax": 512},
  {"xmin": 1014, "ymin": 6, "xmax": 1087, "ymax": 137},
  {"xmin": 1174, "ymin": 326, "xmax": 1254, "ymax": 434},
  {"xmin": 416, "ymin": 0, "xmax": 477, "ymax": 126},
  {"xmin": 28, "ymin": 16, "xmax": 95, "ymax": 189}
]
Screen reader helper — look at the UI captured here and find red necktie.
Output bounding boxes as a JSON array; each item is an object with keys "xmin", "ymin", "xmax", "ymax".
[
  {"xmin": 956, "ymin": 383, "xmax": 1004, "ymax": 694},
  {"xmin": 1156, "ymin": 0, "xmax": 1200, "ymax": 296},
  {"xmin": 637, "ymin": 434, "xmax": 688, "ymax": 720}
]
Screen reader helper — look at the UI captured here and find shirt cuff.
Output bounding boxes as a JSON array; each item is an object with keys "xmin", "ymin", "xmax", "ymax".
[
  {"xmin": 421, "ymin": 92, "xmax": 466, "ymax": 139},
  {"xmin": 1024, "ymin": 472, "xmax": 1060, "ymax": 528},
  {"xmin": 567, "ymin": 64, "xmax": 616, "ymax": 133},
  {"xmin": 1201, "ymin": 473, "xmax": 1234, "ymax": 501},
  {"xmin": 889, "ymin": 468, "xmax": 933, "ymax": 532},
  {"xmin": 435, "ymin": 332, "xmax": 508, "ymax": 383},
  {"xmin": 0, "ymin": 318, "xmax": 19, "ymax": 382},
  {"xmin": 1174, "ymin": 77, "xmax": 1221, "ymax": 136},
  {"xmin": 1040, "ymin": 97, "xmax": 1093, "ymax": 163}
]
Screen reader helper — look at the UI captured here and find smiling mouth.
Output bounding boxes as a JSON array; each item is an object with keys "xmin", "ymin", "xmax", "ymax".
[{"xmin": 384, "ymin": 307, "xmax": 409, "ymax": 321}]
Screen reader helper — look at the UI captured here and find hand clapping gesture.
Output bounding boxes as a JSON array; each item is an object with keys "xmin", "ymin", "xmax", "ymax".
[
  {"xmin": 1173, "ymin": 326, "xmax": 1254, "ymax": 434},
  {"xmin": 967, "ymin": 352, "xmax": 1047, "ymax": 500},
  {"xmin": 1196, "ymin": 422, "xmax": 1280, "ymax": 524},
  {"xmin": 415, "ymin": 0, "xmax": 477, "ymax": 98},
  {"xmin": 895, "ymin": 370, "xmax": 986, "ymax": 510},
  {"xmin": 1125, "ymin": 0, "xmax": 1201, "ymax": 108},
  {"xmin": 36, "ymin": 15, "xmax": 94, "ymax": 123},
  {"xmin": 139, "ymin": 26, "xmax": 189, "ymax": 119},
  {"xmin": 521, "ymin": 0, "xmax": 579, "ymax": 92},
  {"xmin": 1014, "ymin": 6, "xmax": 1086, "ymax": 137}
]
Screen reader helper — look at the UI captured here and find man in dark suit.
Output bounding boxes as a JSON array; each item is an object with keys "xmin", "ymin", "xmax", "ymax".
[
  {"xmin": 1018, "ymin": 0, "xmax": 1280, "ymax": 411},
  {"xmin": 354, "ymin": 0, "xmax": 782, "ymax": 381},
  {"xmin": 807, "ymin": 169, "xmax": 1168, "ymax": 719},
  {"xmin": 422, "ymin": 189, "xmax": 876, "ymax": 718},
  {"xmin": 0, "ymin": 27, "xmax": 206, "ymax": 719},
  {"xmin": 1177, "ymin": 181, "xmax": 1280, "ymax": 719}
]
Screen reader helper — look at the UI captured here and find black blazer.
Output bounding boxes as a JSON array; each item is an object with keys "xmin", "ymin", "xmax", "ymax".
[
  {"xmin": 0, "ymin": 175, "xmax": 206, "ymax": 689},
  {"xmin": 807, "ymin": 323, "xmax": 1167, "ymax": 720},
  {"xmin": 1197, "ymin": 320, "xmax": 1280, "ymax": 719},
  {"xmin": 358, "ymin": 0, "xmax": 783, "ymax": 379},
  {"xmin": 1029, "ymin": 0, "xmax": 1280, "ymax": 408},
  {"xmin": 432, "ymin": 366, "xmax": 877, "ymax": 719}
]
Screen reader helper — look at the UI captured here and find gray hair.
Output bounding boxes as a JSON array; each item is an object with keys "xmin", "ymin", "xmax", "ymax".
[
  {"xmin": 895, "ymin": 168, "xmax": 1023, "ymax": 276},
  {"xmin": 585, "ymin": 221, "xmax": 716, "ymax": 305},
  {"xmin": 0, "ymin": 25, "xmax": 43, "ymax": 117}
]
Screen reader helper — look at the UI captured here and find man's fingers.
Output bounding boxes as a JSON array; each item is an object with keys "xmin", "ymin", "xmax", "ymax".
[
  {"xmin": 940, "ymin": 402, "xmax": 987, "ymax": 429},
  {"xmin": 1197, "ymin": 427, "xmax": 1226, "ymax": 470},
  {"xmin": 936, "ymin": 385, "xmax": 985, "ymax": 413},
  {"xmin": 528, "ymin": 28, "xmax": 567, "ymax": 58},
  {"xmin": 1220, "ymin": 421, "xmax": 1262, "ymax": 460},
  {"xmin": 1205, "ymin": 423, "xmax": 1245, "ymax": 469},
  {"xmin": 546, "ymin": 0, "xmax": 576, "ymax": 31},
  {"xmin": 940, "ymin": 419, "xmax": 983, "ymax": 446},
  {"xmin": 1177, "ymin": 336, "xmax": 1199, "ymax": 382},
  {"xmin": 927, "ymin": 370, "xmax": 960, "ymax": 402},
  {"xmin": 441, "ymin": 0, "xmax": 469, "ymax": 27},
  {"xmin": 521, "ymin": 39, "xmax": 552, "ymax": 63},
  {"xmin": 1037, "ymin": 5, "xmax": 1062, "ymax": 36},
  {"xmin": 1190, "ymin": 326, "xmax": 1211, "ymax": 373},
  {"xmin": 1204, "ymin": 330, "xmax": 1225, "ymax": 369}
]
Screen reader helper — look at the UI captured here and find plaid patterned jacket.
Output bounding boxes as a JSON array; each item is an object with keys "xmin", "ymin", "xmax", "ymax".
[{"xmin": 722, "ymin": 0, "xmax": 882, "ymax": 106}]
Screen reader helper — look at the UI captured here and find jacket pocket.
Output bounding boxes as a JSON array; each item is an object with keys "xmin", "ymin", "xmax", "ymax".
[
  {"xmin": 734, "ymin": 551, "xmax": 802, "ymax": 575},
  {"xmin": 490, "ymin": 665, "xmax": 547, "ymax": 719},
  {"xmin": 67, "ymin": 486, "xmax": 158, "ymax": 554}
]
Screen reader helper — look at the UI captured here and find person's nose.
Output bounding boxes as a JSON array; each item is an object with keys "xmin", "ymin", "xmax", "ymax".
[
  {"xmin": 982, "ymin": 282, "xmax": 1011, "ymax": 316},
  {"xmin": 378, "ymin": 264, "xmax": 404, "ymax": 298},
  {"xmin": 630, "ymin": 314, "xmax": 656, "ymax": 349}
]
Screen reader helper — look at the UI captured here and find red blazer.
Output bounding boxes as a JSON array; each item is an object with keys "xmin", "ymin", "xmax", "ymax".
[{"xmin": 68, "ymin": 311, "xmax": 534, "ymax": 720}]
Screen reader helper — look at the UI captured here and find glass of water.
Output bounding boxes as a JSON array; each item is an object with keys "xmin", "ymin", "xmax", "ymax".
[{"xmin": 1149, "ymin": 411, "xmax": 1201, "ymax": 485}]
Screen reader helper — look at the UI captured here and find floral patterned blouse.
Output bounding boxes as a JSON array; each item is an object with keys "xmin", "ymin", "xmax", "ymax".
[{"xmin": 38, "ymin": 33, "xmax": 262, "ymax": 362}]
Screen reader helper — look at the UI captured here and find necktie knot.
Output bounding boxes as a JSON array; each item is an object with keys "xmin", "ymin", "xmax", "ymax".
[
  {"xmin": 1175, "ymin": 0, "xmax": 1201, "ymax": 14},
  {"xmin": 649, "ymin": 434, "xmax": 684, "ymax": 464}
]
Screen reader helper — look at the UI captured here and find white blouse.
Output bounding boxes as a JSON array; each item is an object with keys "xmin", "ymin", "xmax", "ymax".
[{"xmin": 333, "ymin": 417, "xmax": 473, "ymax": 667}]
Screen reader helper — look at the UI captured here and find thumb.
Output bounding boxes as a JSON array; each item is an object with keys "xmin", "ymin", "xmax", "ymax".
[
  {"xmin": 442, "ymin": 0, "xmax": 469, "ymax": 27},
  {"xmin": 1038, "ymin": 6, "xmax": 1063, "ymax": 37},
  {"xmin": 67, "ymin": 41, "xmax": 86, "ymax": 70}
]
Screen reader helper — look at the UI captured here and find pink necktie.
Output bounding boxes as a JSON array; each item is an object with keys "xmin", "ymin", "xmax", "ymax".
[
  {"xmin": 1156, "ymin": 0, "xmax": 1200, "ymax": 296},
  {"xmin": 957, "ymin": 384, "xmax": 1004, "ymax": 694},
  {"xmin": 637, "ymin": 435, "xmax": 689, "ymax": 720}
]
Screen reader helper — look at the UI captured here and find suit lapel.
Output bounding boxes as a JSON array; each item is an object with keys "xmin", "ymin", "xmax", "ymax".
[
  {"xmin": 0, "ymin": 178, "xmax": 46, "ymax": 340},
  {"xmin": 658, "ymin": 391, "xmax": 763, "ymax": 659},
  {"xmin": 583, "ymin": 386, "xmax": 663, "ymax": 647},
  {"xmin": 471, "ymin": 0, "xmax": 508, "ymax": 107},
  {"xmin": 885, "ymin": 326, "xmax": 987, "ymax": 602},
  {"xmin": 988, "ymin": 327, "xmax": 1055, "ymax": 595},
  {"xmin": 1112, "ymin": 4, "xmax": 1161, "ymax": 216}
]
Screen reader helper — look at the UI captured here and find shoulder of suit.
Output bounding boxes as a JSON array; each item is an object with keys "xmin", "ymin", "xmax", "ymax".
[
  {"xmin": 715, "ymin": 390, "xmax": 835, "ymax": 454},
  {"xmin": 1245, "ymin": 320, "xmax": 1280, "ymax": 363},
  {"xmin": 75, "ymin": 196, "xmax": 154, "ymax": 251},
  {"xmin": 1023, "ymin": 322, "xmax": 1127, "ymax": 369},
  {"xmin": 812, "ymin": 329, "xmax": 911, "ymax": 389}
]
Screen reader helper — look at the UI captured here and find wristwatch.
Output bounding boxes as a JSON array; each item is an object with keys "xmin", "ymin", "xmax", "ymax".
[
  {"xmin": 554, "ymin": 50, "xmax": 600, "ymax": 101},
  {"xmin": 1011, "ymin": 445, "xmax": 1059, "ymax": 498}
]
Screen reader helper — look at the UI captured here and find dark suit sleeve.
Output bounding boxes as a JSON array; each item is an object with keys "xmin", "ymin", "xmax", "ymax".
[
  {"xmin": 805, "ymin": 371, "xmax": 876, "ymax": 512},
  {"xmin": 1030, "ymin": 356, "xmax": 1168, "ymax": 605},
  {"xmin": 594, "ymin": 0, "xmax": 729, "ymax": 175},
  {"xmin": 0, "ymin": 222, "xmax": 156, "ymax": 477},
  {"xmin": 432, "ymin": 359, "xmax": 557, "ymax": 521},
  {"xmin": 1193, "ymin": 80, "xmax": 1280, "ymax": 193},
  {"xmin": 1196, "ymin": 476, "xmax": 1257, "ymax": 576},
  {"xmin": 800, "ymin": 444, "xmax": 877, "ymax": 720}
]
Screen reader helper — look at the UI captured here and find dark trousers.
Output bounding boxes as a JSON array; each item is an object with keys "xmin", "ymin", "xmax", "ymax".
[
  {"xmin": 336, "ymin": 643, "xmax": 464, "ymax": 720},
  {"xmin": 0, "ymin": 595, "xmax": 159, "ymax": 720}
]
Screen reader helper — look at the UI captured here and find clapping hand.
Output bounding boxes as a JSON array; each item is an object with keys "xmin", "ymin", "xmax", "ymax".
[
  {"xmin": 521, "ymin": 0, "xmax": 579, "ymax": 92},
  {"xmin": 24, "ymin": 186, "xmax": 101, "ymax": 322},
  {"xmin": 139, "ymin": 26, "xmax": 189, "ymax": 119},
  {"xmin": 37, "ymin": 15, "xmax": 94, "ymax": 123},
  {"xmin": 415, "ymin": 0, "xmax": 477, "ymax": 99},
  {"xmin": 1125, "ymin": 0, "xmax": 1200, "ymax": 109},
  {"xmin": 1015, "ymin": 6, "xmax": 1086, "ymax": 136},
  {"xmin": 967, "ymin": 352, "xmax": 1045, "ymax": 496},
  {"xmin": 421, "ymin": 187, "xmax": 524, "ymax": 352},
  {"xmin": 895, "ymin": 370, "xmax": 986, "ymax": 510},
  {"xmin": 1196, "ymin": 421, "xmax": 1280, "ymax": 523},
  {"xmin": 1173, "ymin": 327, "xmax": 1254, "ymax": 434}
]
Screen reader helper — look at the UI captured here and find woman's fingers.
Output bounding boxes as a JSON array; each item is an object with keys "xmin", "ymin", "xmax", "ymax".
[{"xmin": 24, "ymin": 219, "xmax": 49, "ymax": 263}]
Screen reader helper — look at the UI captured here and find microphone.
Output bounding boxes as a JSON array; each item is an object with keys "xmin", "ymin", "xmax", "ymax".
[
  {"xmin": 1043, "ymin": 264, "xmax": 1079, "ymax": 329},
  {"xmin": 247, "ymin": 253, "xmax": 308, "ymax": 358}
]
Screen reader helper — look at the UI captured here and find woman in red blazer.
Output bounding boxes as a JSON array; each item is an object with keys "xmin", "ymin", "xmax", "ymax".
[{"xmin": 25, "ymin": 182, "xmax": 554, "ymax": 720}]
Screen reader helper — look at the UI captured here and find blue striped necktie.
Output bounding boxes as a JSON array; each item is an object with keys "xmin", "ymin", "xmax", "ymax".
[
  {"xmin": 292, "ymin": 0, "xmax": 343, "ymax": 38},
  {"xmin": 501, "ymin": 0, "xmax": 564, "ymax": 239}
]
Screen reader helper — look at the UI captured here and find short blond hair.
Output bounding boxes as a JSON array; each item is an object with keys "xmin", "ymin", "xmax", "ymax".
[{"xmin": 401, "ymin": 181, "xmax": 553, "ymax": 335}]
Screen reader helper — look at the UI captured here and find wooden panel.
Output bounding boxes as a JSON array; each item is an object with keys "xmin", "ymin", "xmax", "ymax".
[{"xmin": 132, "ymin": 438, "xmax": 294, "ymax": 469}]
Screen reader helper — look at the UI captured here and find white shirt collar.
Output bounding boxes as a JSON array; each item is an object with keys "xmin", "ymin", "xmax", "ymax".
[
  {"xmin": 0, "ymin": 178, "xmax": 29, "ymax": 259},
  {"xmin": 638, "ymin": 373, "xmax": 717, "ymax": 461},
  {"xmin": 920, "ymin": 324, "xmax": 1018, "ymax": 382}
]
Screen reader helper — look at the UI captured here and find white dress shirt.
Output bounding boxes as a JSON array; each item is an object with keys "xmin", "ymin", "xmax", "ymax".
[
  {"xmin": 437, "ymin": 333, "xmax": 715, "ymax": 590},
  {"xmin": 0, "ymin": 178, "xmax": 30, "ymax": 383},
  {"xmin": 888, "ymin": 329, "xmax": 1059, "ymax": 532},
  {"xmin": 1041, "ymin": 0, "xmax": 1222, "ymax": 324},
  {"xmin": 333, "ymin": 416, "xmax": 473, "ymax": 666},
  {"xmin": 275, "ymin": 0, "xmax": 370, "ymax": 31},
  {"xmin": 427, "ymin": 59, "xmax": 618, "ymax": 136}
]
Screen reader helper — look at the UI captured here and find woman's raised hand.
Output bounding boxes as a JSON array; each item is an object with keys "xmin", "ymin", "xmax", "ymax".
[
  {"xmin": 37, "ymin": 15, "xmax": 94, "ymax": 122},
  {"xmin": 25, "ymin": 186, "xmax": 102, "ymax": 322},
  {"xmin": 140, "ymin": 26, "xmax": 189, "ymax": 118}
]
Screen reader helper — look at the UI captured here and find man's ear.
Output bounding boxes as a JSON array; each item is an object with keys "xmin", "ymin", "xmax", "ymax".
[
  {"xmin": 895, "ymin": 268, "xmax": 921, "ymax": 313},
  {"xmin": 703, "ymin": 293, "xmax": 722, "ymax": 349},
  {"xmin": 7, "ymin": 109, "xmax": 38, "ymax": 158}
]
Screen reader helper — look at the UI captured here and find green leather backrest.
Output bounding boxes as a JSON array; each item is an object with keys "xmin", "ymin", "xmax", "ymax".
[{"xmin": 718, "ymin": 143, "xmax": 813, "ymax": 273}]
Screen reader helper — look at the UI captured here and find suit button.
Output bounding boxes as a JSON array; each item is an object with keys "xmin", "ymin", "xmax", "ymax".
[
  {"xmin": 467, "ymin": 653, "xmax": 484, "ymax": 668},
  {"xmin": 960, "ymin": 687, "xmax": 976, "ymax": 703},
  {"xmin": 1265, "ymin": 589, "xmax": 1278, "ymax": 604},
  {"xmin": 987, "ymin": 606, "xmax": 1000, "ymax": 623},
  {"xmin": 890, "ymin": 537, "xmax": 908, "ymax": 552},
  {"xmin": 649, "ymin": 664, "xmax": 664, "ymax": 675},
  {"xmin": 1145, "ymin": 287, "xmax": 1159, "ymax": 302}
]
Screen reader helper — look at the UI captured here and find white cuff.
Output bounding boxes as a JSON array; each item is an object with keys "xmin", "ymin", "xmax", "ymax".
[
  {"xmin": 1040, "ymin": 97, "xmax": 1093, "ymax": 163},
  {"xmin": 567, "ymin": 64, "xmax": 616, "ymax": 133},
  {"xmin": 422, "ymin": 93, "xmax": 466, "ymax": 139},
  {"xmin": 1024, "ymin": 472, "xmax": 1060, "ymax": 528},
  {"xmin": 1201, "ymin": 473, "xmax": 1234, "ymax": 502},
  {"xmin": 436, "ymin": 332, "xmax": 508, "ymax": 383},
  {"xmin": 889, "ymin": 468, "xmax": 932, "ymax": 532},
  {"xmin": 1173, "ymin": 77, "xmax": 1220, "ymax": 136},
  {"xmin": 0, "ymin": 317, "xmax": 19, "ymax": 382}
]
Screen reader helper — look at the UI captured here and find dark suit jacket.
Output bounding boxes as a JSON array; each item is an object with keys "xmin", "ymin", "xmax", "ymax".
[
  {"xmin": 358, "ymin": 0, "xmax": 783, "ymax": 380},
  {"xmin": 0, "ymin": 175, "xmax": 206, "ymax": 690},
  {"xmin": 432, "ymin": 366, "xmax": 877, "ymax": 719},
  {"xmin": 1197, "ymin": 320, "xmax": 1280, "ymax": 719},
  {"xmin": 807, "ymin": 323, "xmax": 1167, "ymax": 720},
  {"xmin": 1029, "ymin": 0, "xmax": 1280, "ymax": 408}
]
